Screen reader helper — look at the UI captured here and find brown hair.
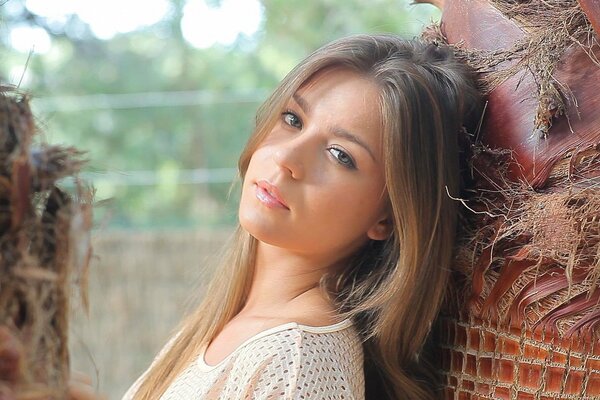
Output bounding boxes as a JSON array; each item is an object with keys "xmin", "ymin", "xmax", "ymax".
[{"xmin": 133, "ymin": 34, "xmax": 480, "ymax": 400}]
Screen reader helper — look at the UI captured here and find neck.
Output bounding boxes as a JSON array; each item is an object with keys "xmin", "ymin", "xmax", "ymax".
[{"xmin": 240, "ymin": 241, "xmax": 338, "ymax": 319}]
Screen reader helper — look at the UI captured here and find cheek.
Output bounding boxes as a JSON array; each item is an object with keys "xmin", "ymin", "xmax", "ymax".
[
  {"xmin": 245, "ymin": 146, "xmax": 271, "ymax": 171},
  {"xmin": 313, "ymin": 180, "xmax": 386, "ymax": 223},
  {"xmin": 238, "ymin": 181, "xmax": 264, "ymax": 237},
  {"xmin": 241, "ymin": 150, "xmax": 266, "ymax": 184}
]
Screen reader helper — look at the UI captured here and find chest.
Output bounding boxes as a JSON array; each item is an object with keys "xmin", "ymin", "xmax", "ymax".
[{"xmin": 203, "ymin": 317, "xmax": 287, "ymax": 366}]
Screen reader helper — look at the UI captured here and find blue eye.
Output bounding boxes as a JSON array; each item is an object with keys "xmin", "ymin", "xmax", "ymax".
[
  {"xmin": 282, "ymin": 111, "xmax": 302, "ymax": 129},
  {"xmin": 328, "ymin": 146, "xmax": 356, "ymax": 169}
]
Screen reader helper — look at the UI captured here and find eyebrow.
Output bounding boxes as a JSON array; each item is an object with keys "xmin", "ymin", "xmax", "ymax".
[
  {"xmin": 293, "ymin": 93, "xmax": 311, "ymax": 114},
  {"xmin": 292, "ymin": 93, "xmax": 376, "ymax": 162},
  {"xmin": 332, "ymin": 127, "xmax": 376, "ymax": 162}
]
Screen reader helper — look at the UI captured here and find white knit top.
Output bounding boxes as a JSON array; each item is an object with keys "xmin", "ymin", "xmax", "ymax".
[{"xmin": 122, "ymin": 319, "xmax": 365, "ymax": 399}]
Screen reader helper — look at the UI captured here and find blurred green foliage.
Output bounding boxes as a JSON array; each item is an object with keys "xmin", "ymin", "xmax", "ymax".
[{"xmin": 0, "ymin": 0, "xmax": 439, "ymax": 229}]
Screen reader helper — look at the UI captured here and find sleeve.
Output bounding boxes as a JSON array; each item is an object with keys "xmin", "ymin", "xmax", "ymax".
[
  {"xmin": 240, "ymin": 331, "xmax": 364, "ymax": 400},
  {"xmin": 291, "ymin": 338, "xmax": 365, "ymax": 400}
]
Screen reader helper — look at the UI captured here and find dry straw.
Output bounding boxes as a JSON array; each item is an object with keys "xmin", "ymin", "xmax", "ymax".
[
  {"xmin": 422, "ymin": 0, "xmax": 600, "ymax": 397},
  {"xmin": 0, "ymin": 88, "xmax": 92, "ymax": 399},
  {"xmin": 423, "ymin": 0, "xmax": 598, "ymax": 138},
  {"xmin": 440, "ymin": 109, "xmax": 600, "ymax": 399}
]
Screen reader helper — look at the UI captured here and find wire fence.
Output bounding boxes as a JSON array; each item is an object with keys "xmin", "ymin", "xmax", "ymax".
[
  {"xmin": 30, "ymin": 89, "xmax": 269, "ymax": 112},
  {"xmin": 32, "ymin": 90, "xmax": 260, "ymax": 230},
  {"xmin": 75, "ymin": 167, "xmax": 237, "ymax": 186}
]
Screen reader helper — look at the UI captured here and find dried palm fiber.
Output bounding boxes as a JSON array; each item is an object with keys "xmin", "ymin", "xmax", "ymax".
[
  {"xmin": 0, "ymin": 89, "xmax": 92, "ymax": 399},
  {"xmin": 415, "ymin": 0, "xmax": 600, "ymax": 398}
]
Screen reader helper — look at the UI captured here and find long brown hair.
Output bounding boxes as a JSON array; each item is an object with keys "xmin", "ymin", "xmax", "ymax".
[{"xmin": 133, "ymin": 35, "xmax": 480, "ymax": 400}]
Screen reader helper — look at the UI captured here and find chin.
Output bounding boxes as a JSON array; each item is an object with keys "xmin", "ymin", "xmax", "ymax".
[
  {"xmin": 238, "ymin": 213, "xmax": 293, "ymax": 250},
  {"xmin": 239, "ymin": 210, "xmax": 272, "ymax": 240}
]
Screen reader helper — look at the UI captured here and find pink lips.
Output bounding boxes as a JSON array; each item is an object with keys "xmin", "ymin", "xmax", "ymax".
[{"xmin": 255, "ymin": 180, "xmax": 289, "ymax": 210}]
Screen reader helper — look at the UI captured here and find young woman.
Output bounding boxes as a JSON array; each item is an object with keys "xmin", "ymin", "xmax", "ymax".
[
  {"xmin": 122, "ymin": 34, "xmax": 481, "ymax": 400},
  {"xmin": 0, "ymin": 34, "xmax": 480, "ymax": 400}
]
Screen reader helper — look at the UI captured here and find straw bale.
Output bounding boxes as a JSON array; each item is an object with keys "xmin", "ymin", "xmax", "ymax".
[
  {"xmin": 0, "ymin": 89, "xmax": 92, "ymax": 399},
  {"xmin": 423, "ymin": 0, "xmax": 598, "ymax": 137}
]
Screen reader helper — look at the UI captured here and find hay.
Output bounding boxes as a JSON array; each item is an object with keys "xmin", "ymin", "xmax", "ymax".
[
  {"xmin": 420, "ymin": 0, "xmax": 600, "ymax": 396},
  {"xmin": 423, "ymin": 0, "xmax": 598, "ymax": 137},
  {"xmin": 438, "ymin": 315, "xmax": 600, "ymax": 398},
  {"xmin": 420, "ymin": 0, "xmax": 600, "ymax": 340},
  {"xmin": 0, "ymin": 89, "xmax": 92, "ymax": 399},
  {"xmin": 436, "ymin": 143, "xmax": 600, "ymax": 397},
  {"xmin": 454, "ymin": 142, "xmax": 600, "ymax": 339}
]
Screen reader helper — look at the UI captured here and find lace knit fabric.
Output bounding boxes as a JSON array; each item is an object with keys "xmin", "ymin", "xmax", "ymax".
[{"xmin": 122, "ymin": 319, "xmax": 365, "ymax": 399}]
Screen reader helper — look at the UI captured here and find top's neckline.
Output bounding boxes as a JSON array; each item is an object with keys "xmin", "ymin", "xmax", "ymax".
[{"xmin": 197, "ymin": 318, "xmax": 353, "ymax": 371}]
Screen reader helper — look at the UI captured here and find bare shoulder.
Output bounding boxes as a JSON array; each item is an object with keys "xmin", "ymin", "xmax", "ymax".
[
  {"xmin": 203, "ymin": 316, "xmax": 269, "ymax": 366},
  {"xmin": 283, "ymin": 292, "xmax": 342, "ymax": 327},
  {"xmin": 203, "ymin": 307, "xmax": 345, "ymax": 366},
  {"xmin": 285, "ymin": 309, "xmax": 342, "ymax": 327}
]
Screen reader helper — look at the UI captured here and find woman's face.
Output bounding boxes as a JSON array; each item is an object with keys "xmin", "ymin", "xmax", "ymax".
[{"xmin": 239, "ymin": 68, "xmax": 391, "ymax": 263}]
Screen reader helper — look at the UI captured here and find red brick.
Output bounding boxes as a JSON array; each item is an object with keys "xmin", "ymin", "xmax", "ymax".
[
  {"xmin": 586, "ymin": 372, "xmax": 600, "ymax": 396},
  {"xmin": 493, "ymin": 386, "xmax": 511, "ymax": 399},
  {"xmin": 468, "ymin": 328, "xmax": 481, "ymax": 350},
  {"xmin": 524, "ymin": 344, "xmax": 549, "ymax": 361},
  {"xmin": 569, "ymin": 355, "xmax": 583, "ymax": 368},
  {"xmin": 479, "ymin": 357, "xmax": 493, "ymax": 377},
  {"xmin": 497, "ymin": 359, "xmax": 515, "ymax": 382},
  {"xmin": 449, "ymin": 375, "xmax": 458, "ymax": 387},
  {"xmin": 587, "ymin": 358, "xmax": 600, "ymax": 371},
  {"xmin": 482, "ymin": 330, "xmax": 496, "ymax": 352},
  {"xmin": 452, "ymin": 350, "xmax": 463, "ymax": 372},
  {"xmin": 466, "ymin": 354, "xmax": 477, "ymax": 375},
  {"xmin": 474, "ymin": 382, "xmax": 491, "ymax": 396},
  {"xmin": 463, "ymin": 379, "xmax": 475, "ymax": 391},
  {"xmin": 501, "ymin": 337, "xmax": 520, "ymax": 356},
  {"xmin": 456, "ymin": 325, "xmax": 467, "ymax": 347},
  {"xmin": 516, "ymin": 391, "xmax": 534, "ymax": 400},
  {"xmin": 544, "ymin": 366, "xmax": 565, "ymax": 393},
  {"xmin": 564, "ymin": 370, "xmax": 584, "ymax": 395},
  {"xmin": 553, "ymin": 351, "xmax": 567, "ymax": 364},
  {"xmin": 518, "ymin": 362, "xmax": 542, "ymax": 389}
]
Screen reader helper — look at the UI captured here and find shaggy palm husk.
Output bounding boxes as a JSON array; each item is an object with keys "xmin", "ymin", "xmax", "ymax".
[
  {"xmin": 420, "ymin": 0, "xmax": 600, "ymax": 340},
  {"xmin": 437, "ymin": 143, "xmax": 600, "ymax": 398},
  {"xmin": 0, "ymin": 89, "xmax": 92, "ymax": 399},
  {"xmin": 420, "ymin": 0, "xmax": 600, "ymax": 397},
  {"xmin": 455, "ymin": 144, "xmax": 600, "ymax": 339},
  {"xmin": 423, "ymin": 0, "xmax": 598, "ymax": 137}
]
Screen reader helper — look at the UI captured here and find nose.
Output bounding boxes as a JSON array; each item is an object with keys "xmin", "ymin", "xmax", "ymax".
[{"xmin": 272, "ymin": 137, "xmax": 306, "ymax": 180}]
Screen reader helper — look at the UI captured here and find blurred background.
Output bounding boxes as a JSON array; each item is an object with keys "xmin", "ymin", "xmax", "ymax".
[{"xmin": 0, "ymin": 0, "xmax": 439, "ymax": 398}]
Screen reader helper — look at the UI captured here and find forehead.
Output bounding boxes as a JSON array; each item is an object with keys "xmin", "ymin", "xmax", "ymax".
[
  {"xmin": 293, "ymin": 68, "xmax": 384, "ymax": 147},
  {"xmin": 297, "ymin": 67, "xmax": 381, "ymax": 105}
]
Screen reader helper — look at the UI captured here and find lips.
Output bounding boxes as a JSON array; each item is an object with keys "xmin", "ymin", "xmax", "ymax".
[{"xmin": 255, "ymin": 180, "xmax": 289, "ymax": 209}]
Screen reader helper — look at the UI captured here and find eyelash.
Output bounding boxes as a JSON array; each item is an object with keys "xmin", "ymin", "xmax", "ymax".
[
  {"xmin": 282, "ymin": 110, "xmax": 302, "ymax": 129},
  {"xmin": 328, "ymin": 145, "xmax": 356, "ymax": 169},
  {"xmin": 280, "ymin": 110, "xmax": 357, "ymax": 170}
]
